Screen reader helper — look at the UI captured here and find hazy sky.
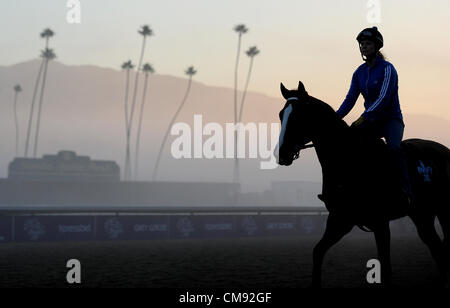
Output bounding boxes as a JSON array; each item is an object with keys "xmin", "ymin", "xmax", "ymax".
[{"xmin": 1, "ymin": 0, "xmax": 450, "ymax": 119}]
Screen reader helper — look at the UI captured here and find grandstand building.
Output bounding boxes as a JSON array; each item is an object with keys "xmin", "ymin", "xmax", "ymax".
[{"xmin": 8, "ymin": 150, "xmax": 120, "ymax": 182}]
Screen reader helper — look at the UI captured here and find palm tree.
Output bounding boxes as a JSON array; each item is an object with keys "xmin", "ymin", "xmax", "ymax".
[
  {"xmin": 125, "ymin": 25, "xmax": 153, "ymax": 180},
  {"xmin": 134, "ymin": 63, "xmax": 155, "ymax": 180},
  {"xmin": 32, "ymin": 48, "xmax": 56, "ymax": 158},
  {"xmin": 233, "ymin": 24, "xmax": 248, "ymax": 183},
  {"xmin": 13, "ymin": 84, "xmax": 22, "ymax": 157},
  {"xmin": 238, "ymin": 46, "xmax": 260, "ymax": 122},
  {"xmin": 234, "ymin": 46, "xmax": 259, "ymax": 192},
  {"xmin": 121, "ymin": 60, "xmax": 135, "ymax": 180},
  {"xmin": 152, "ymin": 66, "xmax": 197, "ymax": 181},
  {"xmin": 24, "ymin": 28, "xmax": 54, "ymax": 157},
  {"xmin": 24, "ymin": 59, "xmax": 44, "ymax": 157},
  {"xmin": 121, "ymin": 60, "xmax": 134, "ymax": 130}
]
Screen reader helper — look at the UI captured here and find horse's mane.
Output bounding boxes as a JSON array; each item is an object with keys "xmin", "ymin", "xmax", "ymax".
[
  {"xmin": 308, "ymin": 95, "xmax": 349, "ymax": 131},
  {"xmin": 306, "ymin": 95, "xmax": 389, "ymax": 161}
]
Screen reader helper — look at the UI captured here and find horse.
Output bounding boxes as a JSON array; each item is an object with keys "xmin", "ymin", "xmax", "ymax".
[{"xmin": 276, "ymin": 81, "xmax": 450, "ymax": 287}]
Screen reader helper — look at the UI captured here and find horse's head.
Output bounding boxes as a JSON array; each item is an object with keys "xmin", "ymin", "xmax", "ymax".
[{"xmin": 276, "ymin": 81, "xmax": 314, "ymax": 166}]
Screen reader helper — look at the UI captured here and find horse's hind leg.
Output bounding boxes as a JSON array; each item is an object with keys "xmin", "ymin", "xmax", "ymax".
[
  {"xmin": 312, "ymin": 213, "xmax": 353, "ymax": 288},
  {"xmin": 411, "ymin": 214, "xmax": 448, "ymax": 286},
  {"xmin": 437, "ymin": 213, "xmax": 450, "ymax": 286},
  {"xmin": 438, "ymin": 214, "xmax": 450, "ymax": 255}
]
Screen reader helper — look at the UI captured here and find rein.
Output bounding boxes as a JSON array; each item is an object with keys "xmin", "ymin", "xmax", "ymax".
[{"xmin": 290, "ymin": 143, "xmax": 314, "ymax": 161}]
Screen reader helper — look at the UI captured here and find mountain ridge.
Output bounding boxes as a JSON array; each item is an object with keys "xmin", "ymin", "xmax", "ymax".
[{"xmin": 1, "ymin": 60, "xmax": 449, "ymax": 192}]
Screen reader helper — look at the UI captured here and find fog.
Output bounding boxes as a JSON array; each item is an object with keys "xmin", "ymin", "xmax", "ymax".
[{"xmin": 0, "ymin": 60, "xmax": 449, "ymax": 204}]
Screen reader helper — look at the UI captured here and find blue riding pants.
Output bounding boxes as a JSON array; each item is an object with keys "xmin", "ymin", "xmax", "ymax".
[
  {"xmin": 380, "ymin": 118, "xmax": 404, "ymax": 150},
  {"xmin": 374, "ymin": 118, "xmax": 412, "ymax": 196}
]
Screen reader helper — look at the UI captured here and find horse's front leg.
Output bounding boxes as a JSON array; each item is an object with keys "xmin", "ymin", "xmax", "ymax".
[
  {"xmin": 312, "ymin": 213, "xmax": 353, "ymax": 288},
  {"xmin": 372, "ymin": 220, "xmax": 392, "ymax": 287}
]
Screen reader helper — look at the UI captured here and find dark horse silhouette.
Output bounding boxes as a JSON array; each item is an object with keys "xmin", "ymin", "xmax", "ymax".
[{"xmin": 276, "ymin": 81, "xmax": 450, "ymax": 287}]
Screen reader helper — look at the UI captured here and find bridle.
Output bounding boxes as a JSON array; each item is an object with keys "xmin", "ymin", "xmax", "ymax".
[
  {"xmin": 283, "ymin": 97, "xmax": 315, "ymax": 153},
  {"xmin": 299, "ymin": 143, "xmax": 315, "ymax": 150}
]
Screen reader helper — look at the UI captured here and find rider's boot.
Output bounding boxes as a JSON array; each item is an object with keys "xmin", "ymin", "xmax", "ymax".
[{"xmin": 391, "ymin": 148, "xmax": 414, "ymax": 209}]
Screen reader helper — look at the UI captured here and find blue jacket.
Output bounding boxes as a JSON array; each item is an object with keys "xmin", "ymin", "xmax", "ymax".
[{"xmin": 337, "ymin": 56, "xmax": 403, "ymax": 122}]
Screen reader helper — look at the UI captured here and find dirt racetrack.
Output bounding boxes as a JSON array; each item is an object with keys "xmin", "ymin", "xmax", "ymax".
[{"xmin": 0, "ymin": 232, "xmax": 442, "ymax": 288}]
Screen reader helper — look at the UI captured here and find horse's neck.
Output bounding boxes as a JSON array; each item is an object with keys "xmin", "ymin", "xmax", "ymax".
[{"xmin": 311, "ymin": 123, "xmax": 354, "ymax": 182}]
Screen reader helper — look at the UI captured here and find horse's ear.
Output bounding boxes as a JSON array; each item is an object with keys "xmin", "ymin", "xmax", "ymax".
[
  {"xmin": 298, "ymin": 81, "xmax": 307, "ymax": 95},
  {"xmin": 280, "ymin": 82, "xmax": 290, "ymax": 100}
]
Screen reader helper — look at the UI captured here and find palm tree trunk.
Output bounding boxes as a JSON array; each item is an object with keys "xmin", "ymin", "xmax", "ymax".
[
  {"xmin": 238, "ymin": 57, "xmax": 254, "ymax": 122},
  {"xmin": 126, "ymin": 36, "xmax": 147, "ymax": 180},
  {"xmin": 124, "ymin": 69, "xmax": 131, "ymax": 136},
  {"xmin": 152, "ymin": 77, "xmax": 192, "ymax": 181},
  {"xmin": 13, "ymin": 91, "xmax": 19, "ymax": 157},
  {"xmin": 233, "ymin": 34, "xmax": 242, "ymax": 184},
  {"xmin": 233, "ymin": 57, "xmax": 255, "ymax": 190},
  {"xmin": 24, "ymin": 59, "xmax": 44, "ymax": 157},
  {"xmin": 123, "ymin": 69, "xmax": 131, "ymax": 180},
  {"xmin": 125, "ymin": 133, "xmax": 131, "ymax": 180},
  {"xmin": 32, "ymin": 58, "xmax": 50, "ymax": 158},
  {"xmin": 134, "ymin": 73, "xmax": 150, "ymax": 180}
]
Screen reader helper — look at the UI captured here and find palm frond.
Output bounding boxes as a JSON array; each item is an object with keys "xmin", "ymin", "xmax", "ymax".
[
  {"xmin": 142, "ymin": 63, "xmax": 155, "ymax": 74},
  {"xmin": 14, "ymin": 84, "xmax": 22, "ymax": 92},
  {"xmin": 185, "ymin": 66, "xmax": 197, "ymax": 76},
  {"xmin": 138, "ymin": 25, "xmax": 153, "ymax": 37},
  {"xmin": 40, "ymin": 28, "xmax": 55, "ymax": 38},
  {"xmin": 40, "ymin": 48, "xmax": 56, "ymax": 60},
  {"xmin": 246, "ymin": 46, "xmax": 260, "ymax": 57},
  {"xmin": 233, "ymin": 24, "xmax": 248, "ymax": 34},
  {"xmin": 121, "ymin": 60, "xmax": 135, "ymax": 70}
]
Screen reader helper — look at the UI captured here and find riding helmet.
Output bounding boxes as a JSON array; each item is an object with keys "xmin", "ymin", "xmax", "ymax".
[{"xmin": 356, "ymin": 26, "xmax": 383, "ymax": 49}]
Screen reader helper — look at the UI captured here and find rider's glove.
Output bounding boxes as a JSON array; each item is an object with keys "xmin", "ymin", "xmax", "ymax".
[{"xmin": 350, "ymin": 115, "xmax": 366, "ymax": 128}]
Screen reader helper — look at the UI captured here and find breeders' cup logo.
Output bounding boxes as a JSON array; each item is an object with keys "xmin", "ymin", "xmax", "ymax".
[
  {"xmin": 176, "ymin": 217, "xmax": 194, "ymax": 237},
  {"xmin": 300, "ymin": 216, "xmax": 315, "ymax": 234},
  {"xmin": 417, "ymin": 160, "xmax": 432, "ymax": 182},
  {"xmin": 24, "ymin": 218, "xmax": 46, "ymax": 241},
  {"xmin": 241, "ymin": 216, "xmax": 258, "ymax": 235},
  {"xmin": 104, "ymin": 218, "xmax": 124, "ymax": 239}
]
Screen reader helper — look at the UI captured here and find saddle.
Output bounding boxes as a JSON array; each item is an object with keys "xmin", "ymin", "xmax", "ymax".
[{"xmin": 318, "ymin": 134, "xmax": 411, "ymax": 224}]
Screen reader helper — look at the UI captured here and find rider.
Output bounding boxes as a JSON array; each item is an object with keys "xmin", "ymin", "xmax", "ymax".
[{"xmin": 336, "ymin": 26, "xmax": 413, "ymax": 207}]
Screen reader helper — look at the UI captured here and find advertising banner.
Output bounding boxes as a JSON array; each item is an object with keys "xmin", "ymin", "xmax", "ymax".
[
  {"xmin": 97, "ymin": 215, "xmax": 170, "ymax": 240},
  {"xmin": 0, "ymin": 216, "xmax": 12, "ymax": 243},
  {"xmin": 14, "ymin": 215, "xmax": 94, "ymax": 242},
  {"xmin": 297, "ymin": 215, "xmax": 327, "ymax": 235},
  {"xmin": 235, "ymin": 215, "xmax": 263, "ymax": 237},
  {"xmin": 191, "ymin": 215, "xmax": 236, "ymax": 239}
]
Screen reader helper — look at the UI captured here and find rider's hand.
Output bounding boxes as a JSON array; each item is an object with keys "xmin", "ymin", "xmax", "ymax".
[{"xmin": 350, "ymin": 115, "xmax": 366, "ymax": 128}]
